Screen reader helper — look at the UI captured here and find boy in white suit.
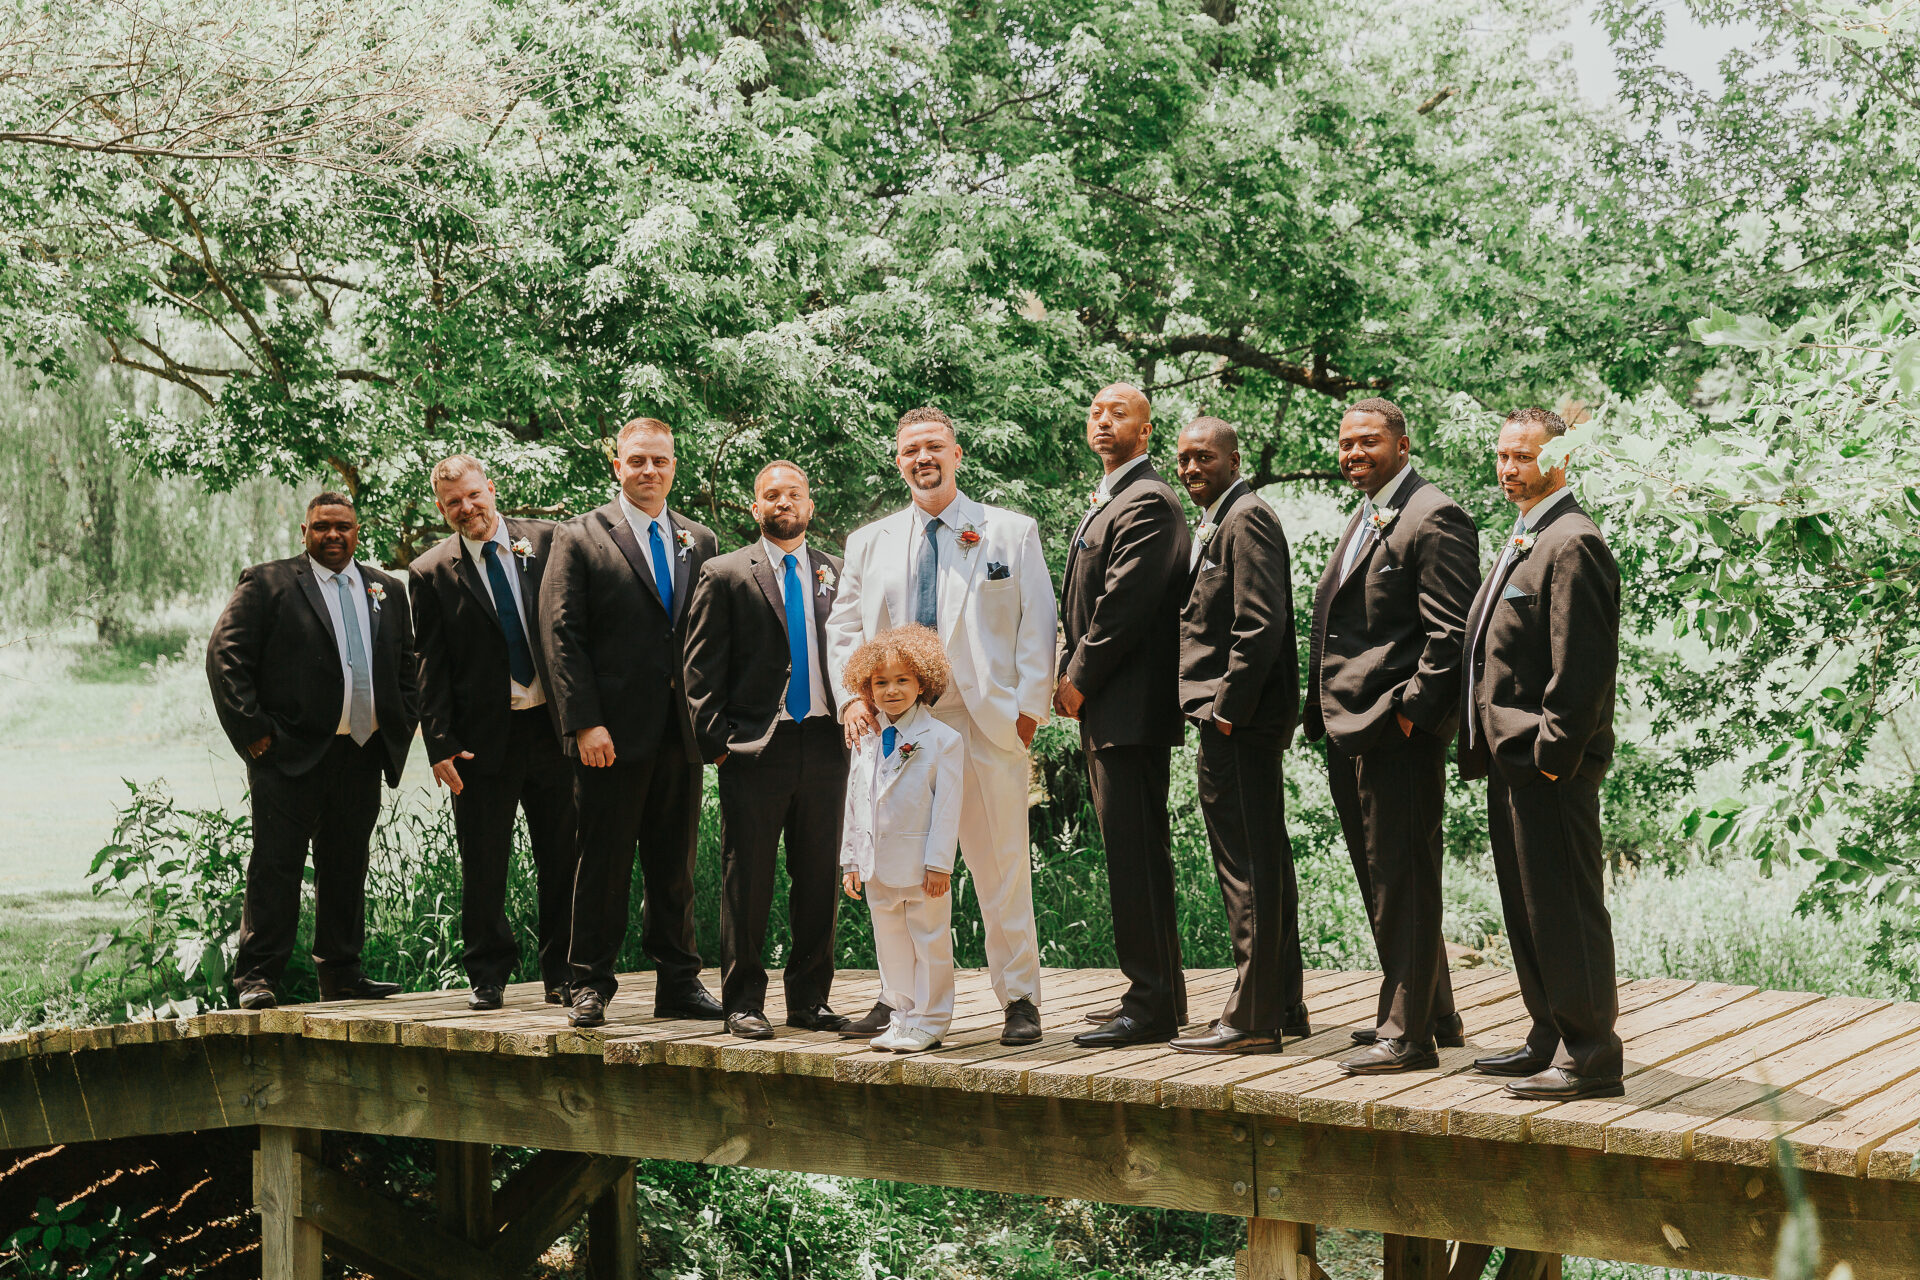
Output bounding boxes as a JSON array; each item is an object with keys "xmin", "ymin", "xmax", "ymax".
[
  {"xmin": 826, "ymin": 406, "xmax": 1057, "ymax": 1047},
  {"xmin": 840, "ymin": 625, "xmax": 965, "ymax": 1053}
]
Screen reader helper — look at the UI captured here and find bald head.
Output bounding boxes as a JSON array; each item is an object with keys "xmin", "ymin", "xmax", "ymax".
[{"xmin": 1087, "ymin": 382, "xmax": 1154, "ymax": 474}]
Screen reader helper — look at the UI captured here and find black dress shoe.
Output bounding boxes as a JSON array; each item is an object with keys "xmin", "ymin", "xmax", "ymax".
[
  {"xmin": 322, "ymin": 977, "xmax": 401, "ymax": 1001},
  {"xmin": 727, "ymin": 1011, "xmax": 775, "ymax": 1040},
  {"xmin": 1168, "ymin": 1024, "xmax": 1287, "ymax": 1055},
  {"xmin": 654, "ymin": 986, "xmax": 724, "ymax": 1020},
  {"xmin": 1073, "ymin": 1015, "xmax": 1176, "ymax": 1048},
  {"xmin": 1474, "ymin": 1046, "xmax": 1553, "ymax": 1077},
  {"xmin": 1353, "ymin": 1013, "xmax": 1466, "ymax": 1048},
  {"xmin": 1340, "ymin": 1038, "xmax": 1439, "ymax": 1074},
  {"xmin": 1505, "ymin": 1066, "xmax": 1625, "ymax": 1100},
  {"xmin": 840, "ymin": 1001, "xmax": 893, "ymax": 1038},
  {"xmin": 786, "ymin": 1005, "xmax": 849, "ymax": 1033},
  {"xmin": 1001, "ymin": 998, "xmax": 1042, "ymax": 1045},
  {"xmin": 1084, "ymin": 1005, "xmax": 1124, "ymax": 1025},
  {"xmin": 468, "ymin": 986, "xmax": 504, "ymax": 1011},
  {"xmin": 545, "ymin": 985, "xmax": 571, "ymax": 1006},
  {"xmin": 569, "ymin": 989, "xmax": 607, "ymax": 1028},
  {"xmin": 237, "ymin": 985, "xmax": 276, "ymax": 1011},
  {"xmin": 1280, "ymin": 1002, "xmax": 1312, "ymax": 1039}
]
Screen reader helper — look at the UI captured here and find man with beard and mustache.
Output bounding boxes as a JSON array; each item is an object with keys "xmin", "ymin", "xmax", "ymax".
[
  {"xmin": 826, "ymin": 407, "xmax": 1057, "ymax": 1047},
  {"xmin": 683, "ymin": 461, "xmax": 852, "ymax": 1038},
  {"xmin": 408, "ymin": 455, "xmax": 577, "ymax": 1012}
]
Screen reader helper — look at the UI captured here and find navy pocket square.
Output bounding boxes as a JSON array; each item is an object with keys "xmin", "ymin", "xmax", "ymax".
[{"xmin": 987, "ymin": 561, "xmax": 1011, "ymax": 581}]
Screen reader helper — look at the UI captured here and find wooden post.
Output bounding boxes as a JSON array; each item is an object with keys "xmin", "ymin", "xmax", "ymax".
[
  {"xmin": 1239, "ymin": 1219, "xmax": 1319, "ymax": 1280},
  {"xmin": 1384, "ymin": 1234, "xmax": 1450, "ymax": 1280},
  {"xmin": 585, "ymin": 1162, "xmax": 638, "ymax": 1280},
  {"xmin": 436, "ymin": 1141, "xmax": 495, "ymax": 1244},
  {"xmin": 259, "ymin": 1126, "xmax": 323, "ymax": 1280},
  {"xmin": 1492, "ymin": 1250, "xmax": 1562, "ymax": 1280}
]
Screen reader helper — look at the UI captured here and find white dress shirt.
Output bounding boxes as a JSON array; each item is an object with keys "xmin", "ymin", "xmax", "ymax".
[
  {"xmin": 1339, "ymin": 464, "xmax": 1413, "ymax": 584},
  {"xmin": 1190, "ymin": 480, "xmax": 1244, "ymax": 570},
  {"xmin": 617, "ymin": 491, "xmax": 675, "ymax": 601},
  {"xmin": 460, "ymin": 518, "xmax": 545, "ymax": 711},
  {"xmin": 1466, "ymin": 484, "xmax": 1579, "ymax": 746},
  {"xmin": 307, "ymin": 556, "xmax": 378, "ymax": 735},
  {"xmin": 763, "ymin": 536, "xmax": 830, "ymax": 721}
]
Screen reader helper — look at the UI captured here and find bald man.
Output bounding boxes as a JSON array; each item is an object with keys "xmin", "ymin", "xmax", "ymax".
[{"xmin": 1061, "ymin": 384, "xmax": 1194, "ymax": 1047}]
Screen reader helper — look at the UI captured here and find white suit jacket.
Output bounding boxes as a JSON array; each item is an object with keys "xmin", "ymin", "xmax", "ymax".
[
  {"xmin": 838, "ymin": 703, "xmax": 965, "ymax": 887},
  {"xmin": 825, "ymin": 491, "xmax": 1057, "ymax": 753}
]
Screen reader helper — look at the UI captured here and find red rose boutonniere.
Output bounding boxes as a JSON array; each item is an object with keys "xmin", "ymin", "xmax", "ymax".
[{"xmin": 955, "ymin": 524, "xmax": 983, "ymax": 552}]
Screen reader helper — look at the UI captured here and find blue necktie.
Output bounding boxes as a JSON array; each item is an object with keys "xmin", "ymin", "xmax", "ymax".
[
  {"xmin": 782, "ymin": 553, "xmax": 810, "ymax": 720},
  {"xmin": 333, "ymin": 572, "xmax": 374, "ymax": 745},
  {"xmin": 481, "ymin": 541, "xmax": 537, "ymax": 687},
  {"xmin": 915, "ymin": 517, "xmax": 941, "ymax": 629},
  {"xmin": 648, "ymin": 519, "xmax": 675, "ymax": 618},
  {"xmin": 882, "ymin": 725, "xmax": 897, "ymax": 757}
]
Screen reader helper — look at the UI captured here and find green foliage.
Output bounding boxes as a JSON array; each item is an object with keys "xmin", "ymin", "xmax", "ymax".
[{"xmin": 2, "ymin": 1197, "xmax": 153, "ymax": 1279}]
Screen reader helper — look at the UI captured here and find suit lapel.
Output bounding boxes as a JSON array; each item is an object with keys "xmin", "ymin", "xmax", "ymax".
[
  {"xmin": 807, "ymin": 548, "xmax": 836, "ymax": 688},
  {"xmin": 880, "ymin": 508, "xmax": 914, "ymax": 630},
  {"xmin": 750, "ymin": 544, "xmax": 789, "ymax": 636},
  {"xmin": 667, "ymin": 510, "xmax": 694, "ymax": 628},
  {"xmin": 507, "ymin": 518, "xmax": 544, "ymax": 604},
  {"xmin": 602, "ymin": 505, "xmax": 671, "ymax": 621},
  {"xmin": 937, "ymin": 495, "xmax": 986, "ymax": 645},
  {"xmin": 361, "ymin": 565, "xmax": 384, "ymax": 646},
  {"xmin": 295, "ymin": 558, "xmax": 343, "ymax": 658},
  {"xmin": 452, "ymin": 536, "xmax": 501, "ymax": 626}
]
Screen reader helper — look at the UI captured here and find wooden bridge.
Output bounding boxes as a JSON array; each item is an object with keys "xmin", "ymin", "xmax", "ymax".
[{"xmin": 5, "ymin": 964, "xmax": 1920, "ymax": 1280}]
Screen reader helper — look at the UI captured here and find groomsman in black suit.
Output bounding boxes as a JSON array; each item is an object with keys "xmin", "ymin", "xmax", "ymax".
[
  {"xmin": 410, "ymin": 456, "xmax": 577, "ymax": 1011},
  {"xmin": 1060, "ymin": 384, "xmax": 1193, "ymax": 1048},
  {"xmin": 1303, "ymin": 398, "xmax": 1481, "ymax": 1075},
  {"xmin": 206, "ymin": 493, "xmax": 417, "ymax": 1008},
  {"xmin": 1165, "ymin": 418, "xmax": 1310, "ymax": 1055},
  {"xmin": 683, "ymin": 460, "xmax": 850, "ymax": 1040},
  {"xmin": 540, "ymin": 418, "xmax": 720, "ymax": 1028},
  {"xmin": 1459, "ymin": 406, "xmax": 1625, "ymax": 1100}
]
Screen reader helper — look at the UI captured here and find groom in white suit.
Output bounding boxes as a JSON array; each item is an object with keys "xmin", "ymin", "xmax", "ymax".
[{"xmin": 826, "ymin": 406, "xmax": 1058, "ymax": 1046}]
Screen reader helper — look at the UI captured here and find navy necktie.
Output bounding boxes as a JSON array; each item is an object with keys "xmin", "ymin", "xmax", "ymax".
[
  {"xmin": 782, "ymin": 553, "xmax": 810, "ymax": 720},
  {"xmin": 916, "ymin": 517, "xmax": 942, "ymax": 629},
  {"xmin": 481, "ymin": 541, "xmax": 537, "ymax": 687},
  {"xmin": 882, "ymin": 725, "xmax": 897, "ymax": 757},
  {"xmin": 648, "ymin": 518, "xmax": 675, "ymax": 618}
]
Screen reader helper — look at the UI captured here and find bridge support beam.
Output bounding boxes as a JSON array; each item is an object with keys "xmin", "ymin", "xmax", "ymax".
[
  {"xmin": 258, "ymin": 1125, "xmax": 323, "ymax": 1280},
  {"xmin": 1238, "ymin": 1218, "xmax": 1322, "ymax": 1280}
]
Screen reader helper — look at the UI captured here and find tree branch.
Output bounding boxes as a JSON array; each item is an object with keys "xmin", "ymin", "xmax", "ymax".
[{"xmin": 1139, "ymin": 333, "xmax": 1389, "ymax": 397}]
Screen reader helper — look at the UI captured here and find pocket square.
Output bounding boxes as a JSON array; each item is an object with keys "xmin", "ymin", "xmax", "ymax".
[
  {"xmin": 1501, "ymin": 583, "xmax": 1532, "ymax": 601},
  {"xmin": 987, "ymin": 561, "xmax": 1011, "ymax": 581},
  {"xmin": 1373, "ymin": 563, "xmax": 1401, "ymax": 574},
  {"xmin": 1201, "ymin": 558, "xmax": 1220, "ymax": 572}
]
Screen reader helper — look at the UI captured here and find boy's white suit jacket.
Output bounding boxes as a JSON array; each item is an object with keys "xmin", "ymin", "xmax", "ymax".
[
  {"xmin": 838, "ymin": 703, "xmax": 966, "ymax": 887},
  {"xmin": 825, "ymin": 492, "xmax": 1057, "ymax": 754}
]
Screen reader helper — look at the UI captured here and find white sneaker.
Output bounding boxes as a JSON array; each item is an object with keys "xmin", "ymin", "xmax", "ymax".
[
  {"xmin": 868, "ymin": 1026, "xmax": 903, "ymax": 1051},
  {"xmin": 889, "ymin": 1027, "xmax": 941, "ymax": 1053}
]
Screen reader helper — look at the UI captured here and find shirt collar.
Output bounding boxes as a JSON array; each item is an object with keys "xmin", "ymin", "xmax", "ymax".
[
  {"xmin": 309, "ymin": 556, "xmax": 360, "ymax": 585},
  {"xmin": 762, "ymin": 535, "xmax": 808, "ymax": 568},
  {"xmin": 617, "ymin": 491, "xmax": 669, "ymax": 532},
  {"xmin": 911, "ymin": 490, "xmax": 975, "ymax": 532},
  {"xmin": 1202, "ymin": 479, "xmax": 1245, "ymax": 526},
  {"xmin": 876, "ymin": 702, "xmax": 926, "ymax": 732},
  {"xmin": 459, "ymin": 515, "xmax": 510, "ymax": 562},
  {"xmin": 1359, "ymin": 466, "xmax": 1412, "ymax": 514},
  {"xmin": 1098, "ymin": 452, "xmax": 1151, "ymax": 496},
  {"xmin": 1520, "ymin": 484, "xmax": 1575, "ymax": 530}
]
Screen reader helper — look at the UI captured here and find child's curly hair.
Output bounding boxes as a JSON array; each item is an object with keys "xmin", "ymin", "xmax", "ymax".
[{"xmin": 842, "ymin": 624, "xmax": 949, "ymax": 705}]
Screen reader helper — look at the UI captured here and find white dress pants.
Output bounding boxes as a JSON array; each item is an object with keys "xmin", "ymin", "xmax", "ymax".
[
  {"xmin": 866, "ymin": 879, "xmax": 954, "ymax": 1037},
  {"xmin": 933, "ymin": 705, "xmax": 1042, "ymax": 1008}
]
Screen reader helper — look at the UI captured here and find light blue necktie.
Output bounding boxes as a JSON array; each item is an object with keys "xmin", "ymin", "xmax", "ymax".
[
  {"xmin": 915, "ymin": 517, "xmax": 941, "ymax": 629},
  {"xmin": 333, "ymin": 572, "xmax": 374, "ymax": 745},
  {"xmin": 1339, "ymin": 500, "xmax": 1376, "ymax": 583},
  {"xmin": 882, "ymin": 725, "xmax": 897, "ymax": 757},
  {"xmin": 782, "ymin": 553, "xmax": 810, "ymax": 720},
  {"xmin": 648, "ymin": 519, "xmax": 675, "ymax": 618}
]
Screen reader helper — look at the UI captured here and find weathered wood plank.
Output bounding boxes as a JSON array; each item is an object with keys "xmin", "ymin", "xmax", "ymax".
[{"xmin": 258, "ymin": 1127, "xmax": 323, "ymax": 1280}]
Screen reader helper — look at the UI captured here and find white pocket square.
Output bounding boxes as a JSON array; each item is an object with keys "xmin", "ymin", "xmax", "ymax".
[
  {"xmin": 1501, "ymin": 583, "xmax": 1529, "ymax": 601},
  {"xmin": 1201, "ymin": 558, "xmax": 1219, "ymax": 572}
]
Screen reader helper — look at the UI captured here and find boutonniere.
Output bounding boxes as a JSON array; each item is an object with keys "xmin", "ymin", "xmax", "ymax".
[
  {"xmin": 955, "ymin": 524, "xmax": 983, "ymax": 552},
  {"xmin": 815, "ymin": 563, "xmax": 836, "ymax": 595},
  {"xmin": 1366, "ymin": 505, "xmax": 1399, "ymax": 534},
  {"xmin": 1194, "ymin": 521, "xmax": 1219, "ymax": 550},
  {"xmin": 895, "ymin": 739, "xmax": 918, "ymax": 763},
  {"xmin": 1509, "ymin": 529, "xmax": 1538, "ymax": 558},
  {"xmin": 511, "ymin": 536, "xmax": 535, "ymax": 563},
  {"xmin": 366, "ymin": 582, "xmax": 386, "ymax": 607},
  {"xmin": 1088, "ymin": 489, "xmax": 1113, "ymax": 513},
  {"xmin": 674, "ymin": 528, "xmax": 695, "ymax": 559}
]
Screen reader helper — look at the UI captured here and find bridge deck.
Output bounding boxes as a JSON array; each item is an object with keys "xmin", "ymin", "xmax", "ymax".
[{"xmin": 6, "ymin": 965, "xmax": 1920, "ymax": 1278}]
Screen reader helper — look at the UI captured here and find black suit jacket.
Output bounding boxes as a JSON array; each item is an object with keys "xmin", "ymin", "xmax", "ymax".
[
  {"xmin": 683, "ymin": 542, "xmax": 847, "ymax": 763},
  {"xmin": 1060, "ymin": 459, "xmax": 1191, "ymax": 749},
  {"xmin": 206, "ymin": 555, "xmax": 418, "ymax": 785},
  {"xmin": 539, "ymin": 500, "xmax": 717, "ymax": 762},
  {"xmin": 1178, "ymin": 482, "xmax": 1299, "ymax": 748},
  {"xmin": 408, "ymin": 518, "xmax": 563, "ymax": 772},
  {"xmin": 1304, "ymin": 470, "xmax": 1481, "ymax": 754},
  {"xmin": 1456, "ymin": 494, "xmax": 1620, "ymax": 785}
]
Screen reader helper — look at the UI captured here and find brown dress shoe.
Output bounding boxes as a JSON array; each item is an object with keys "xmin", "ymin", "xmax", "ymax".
[
  {"xmin": 1505, "ymin": 1067, "xmax": 1624, "ymax": 1100},
  {"xmin": 1000, "ymin": 998, "xmax": 1041, "ymax": 1045},
  {"xmin": 1168, "ymin": 1024, "xmax": 1287, "ymax": 1055},
  {"xmin": 727, "ymin": 1011, "xmax": 775, "ymax": 1040},
  {"xmin": 840, "ymin": 1001, "xmax": 894, "ymax": 1038},
  {"xmin": 1473, "ymin": 1046, "xmax": 1553, "ymax": 1077},
  {"xmin": 1340, "ymin": 1038, "xmax": 1439, "ymax": 1074},
  {"xmin": 569, "ymin": 989, "xmax": 607, "ymax": 1028}
]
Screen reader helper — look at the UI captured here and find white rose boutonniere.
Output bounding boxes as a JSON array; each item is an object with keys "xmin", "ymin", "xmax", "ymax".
[
  {"xmin": 1088, "ymin": 489, "xmax": 1113, "ymax": 513},
  {"xmin": 1509, "ymin": 529, "xmax": 1539, "ymax": 558},
  {"xmin": 1366, "ymin": 505, "xmax": 1399, "ymax": 535},
  {"xmin": 366, "ymin": 582, "xmax": 387, "ymax": 607},
  {"xmin": 674, "ymin": 529, "xmax": 695, "ymax": 558},
  {"xmin": 511, "ymin": 536, "xmax": 535, "ymax": 563},
  {"xmin": 816, "ymin": 563, "xmax": 836, "ymax": 596},
  {"xmin": 1194, "ymin": 520, "xmax": 1219, "ymax": 551}
]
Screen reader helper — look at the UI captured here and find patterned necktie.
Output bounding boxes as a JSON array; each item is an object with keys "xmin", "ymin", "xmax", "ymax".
[
  {"xmin": 882, "ymin": 725, "xmax": 897, "ymax": 757},
  {"xmin": 782, "ymin": 553, "xmax": 810, "ymax": 720},
  {"xmin": 915, "ymin": 517, "xmax": 942, "ymax": 629},
  {"xmin": 1340, "ymin": 501, "xmax": 1376, "ymax": 584},
  {"xmin": 647, "ymin": 518, "xmax": 675, "ymax": 618},
  {"xmin": 481, "ymin": 541, "xmax": 537, "ymax": 687},
  {"xmin": 333, "ymin": 572, "xmax": 375, "ymax": 745}
]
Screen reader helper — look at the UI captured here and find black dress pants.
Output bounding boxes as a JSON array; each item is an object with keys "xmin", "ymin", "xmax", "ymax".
[
  {"xmin": 568, "ymin": 746, "xmax": 703, "ymax": 1002},
  {"xmin": 451, "ymin": 708, "xmax": 578, "ymax": 991},
  {"xmin": 1195, "ymin": 725, "xmax": 1304, "ymax": 1031},
  {"xmin": 1327, "ymin": 731, "xmax": 1458, "ymax": 1044},
  {"xmin": 716, "ymin": 717, "xmax": 847, "ymax": 1016},
  {"xmin": 1086, "ymin": 742, "xmax": 1187, "ymax": 1028},
  {"xmin": 1487, "ymin": 767, "xmax": 1623, "ymax": 1076},
  {"xmin": 234, "ymin": 735, "xmax": 384, "ymax": 995}
]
